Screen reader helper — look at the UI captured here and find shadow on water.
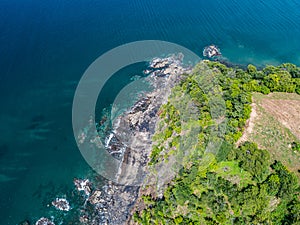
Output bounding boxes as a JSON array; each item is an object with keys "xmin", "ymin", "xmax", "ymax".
[{"xmin": 25, "ymin": 115, "xmax": 46, "ymax": 130}]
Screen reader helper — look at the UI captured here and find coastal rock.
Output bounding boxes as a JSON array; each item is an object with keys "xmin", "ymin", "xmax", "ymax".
[
  {"xmin": 51, "ymin": 198, "xmax": 70, "ymax": 211},
  {"xmin": 35, "ymin": 218, "xmax": 55, "ymax": 225},
  {"xmin": 89, "ymin": 190, "xmax": 102, "ymax": 204},
  {"xmin": 143, "ymin": 69, "xmax": 152, "ymax": 75},
  {"xmin": 203, "ymin": 45, "xmax": 221, "ymax": 58},
  {"xmin": 79, "ymin": 215, "xmax": 89, "ymax": 223},
  {"xmin": 150, "ymin": 57, "xmax": 169, "ymax": 68},
  {"xmin": 74, "ymin": 178, "xmax": 92, "ymax": 196},
  {"xmin": 104, "ymin": 132, "xmax": 126, "ymax": 159},
  {"xmin": 147, "ymin": 54, "xmax": 192, "ymax": 78}
]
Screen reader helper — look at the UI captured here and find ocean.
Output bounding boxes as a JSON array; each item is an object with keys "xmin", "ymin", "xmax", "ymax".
[{"xmin": 0, "ymin": 0, "xmax": 300, "ymax": 224}]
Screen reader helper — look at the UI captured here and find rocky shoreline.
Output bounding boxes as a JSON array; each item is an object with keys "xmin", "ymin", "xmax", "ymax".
[
  {"xmin": 20, "ymin": 51, "xmax": 247, "ymax": 225},
  {"xmin": 18, "ymin": 49, "xmax": 269, "ymax": 225},
  {"xmin": 96, "ymin": 54, "xmax": 192, "ymax": 224}
]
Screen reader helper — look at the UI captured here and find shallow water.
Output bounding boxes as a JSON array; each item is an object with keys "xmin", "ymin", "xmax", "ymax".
[{"xmin": 0, "ymin": 0, "xmax": 300, "ymax": 223}]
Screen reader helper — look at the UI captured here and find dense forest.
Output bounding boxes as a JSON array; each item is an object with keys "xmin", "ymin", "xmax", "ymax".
[{"xmin": 133, "ymin": 61, "xmax": 300, "ymax": 224}]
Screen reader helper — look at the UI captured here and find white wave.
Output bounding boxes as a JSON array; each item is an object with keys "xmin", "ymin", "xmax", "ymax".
[{"xmin": 105, "ymin": 133, "xmax": 114, "ymax": 148}]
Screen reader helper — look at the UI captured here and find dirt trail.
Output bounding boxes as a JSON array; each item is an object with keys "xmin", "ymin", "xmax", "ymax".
[{"xmin": 236, "ymin": 102, "xmax": 258, "ymax": 146}]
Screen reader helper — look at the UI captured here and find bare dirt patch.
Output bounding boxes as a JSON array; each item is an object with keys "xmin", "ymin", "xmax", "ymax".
[{"xmin": 236, "ymin": 103, "xmax": 257, "ymax": 147}]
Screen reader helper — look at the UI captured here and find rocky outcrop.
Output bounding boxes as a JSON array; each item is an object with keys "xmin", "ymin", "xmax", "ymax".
[
  {"xmin": 74, "ymin": 178, "xmax": 92, "ymax": 196},
  {"xmin": 51, "ymin": 198, "xmax": 71, "ymax": 211},
  {"xmin": 203, "ymin": 45, "xmax": 221, "ymax": 58}
]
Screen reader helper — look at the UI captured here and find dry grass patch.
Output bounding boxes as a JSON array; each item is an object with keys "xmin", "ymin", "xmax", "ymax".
[
  {"xmin": 259, "ymin": 93, "xmax": 300, "ymax": 139},
  {"xmin": 238, "ymin": 92, "xmax": 300, "ymax": 178}
]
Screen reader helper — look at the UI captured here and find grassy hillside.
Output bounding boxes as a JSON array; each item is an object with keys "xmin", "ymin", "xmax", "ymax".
[{"xmin": 241, "ymin": 92, "xmax": 300, "ymax": 178}]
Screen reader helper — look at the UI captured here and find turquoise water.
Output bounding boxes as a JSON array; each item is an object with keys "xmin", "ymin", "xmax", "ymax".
[{"xmin": 0, "ymin": 0, "xmax": 300, "ymax": 224}]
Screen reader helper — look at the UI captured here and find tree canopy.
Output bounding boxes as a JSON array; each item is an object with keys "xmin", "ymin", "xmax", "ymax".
[{"xmin": 133, "ymin": 61, "xmax": 300, "ymax": 225}]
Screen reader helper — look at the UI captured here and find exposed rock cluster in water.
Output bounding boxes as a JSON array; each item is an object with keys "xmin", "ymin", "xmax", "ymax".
[
  {"xmin": 74, "ymin": 178, "xmax": 92, "ymax": 196},
  {"xmin": 51, "ymin": 198, "xmax": 71, "ymax": 211},
  {"xmin": 35, "ymin": 217, "xmax": 55, "ymax": 225},
  {"xmin": 203, "ymin": 44, "xmax": 221, "ymax": 58},
  {"xmin": 203, "ymin": 45, "xmax": 249, "ymax": 70}
]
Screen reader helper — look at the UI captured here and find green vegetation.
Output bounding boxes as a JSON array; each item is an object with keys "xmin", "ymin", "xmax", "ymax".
[
  {"xmin": 134, "ymin": 61, "xmax": 300, "ymax": 224},
  {"xmin": 292, "ymin": 142, "xmax": 300, "ymax": 152},
  {"xmin": 247, "ymin": 92, "xmax": 300, "ymax": 176}
]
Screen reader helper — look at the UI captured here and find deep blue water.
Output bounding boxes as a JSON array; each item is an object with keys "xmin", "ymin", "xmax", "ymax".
[{"xmin": 0, "ymin": 0, "xmax": 300, "ymax": 224}]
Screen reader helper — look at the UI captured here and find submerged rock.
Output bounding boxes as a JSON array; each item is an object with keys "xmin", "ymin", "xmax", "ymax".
[{"xmin": 19, "ymin": 220, "xmax": 30, "ymax": 225}]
